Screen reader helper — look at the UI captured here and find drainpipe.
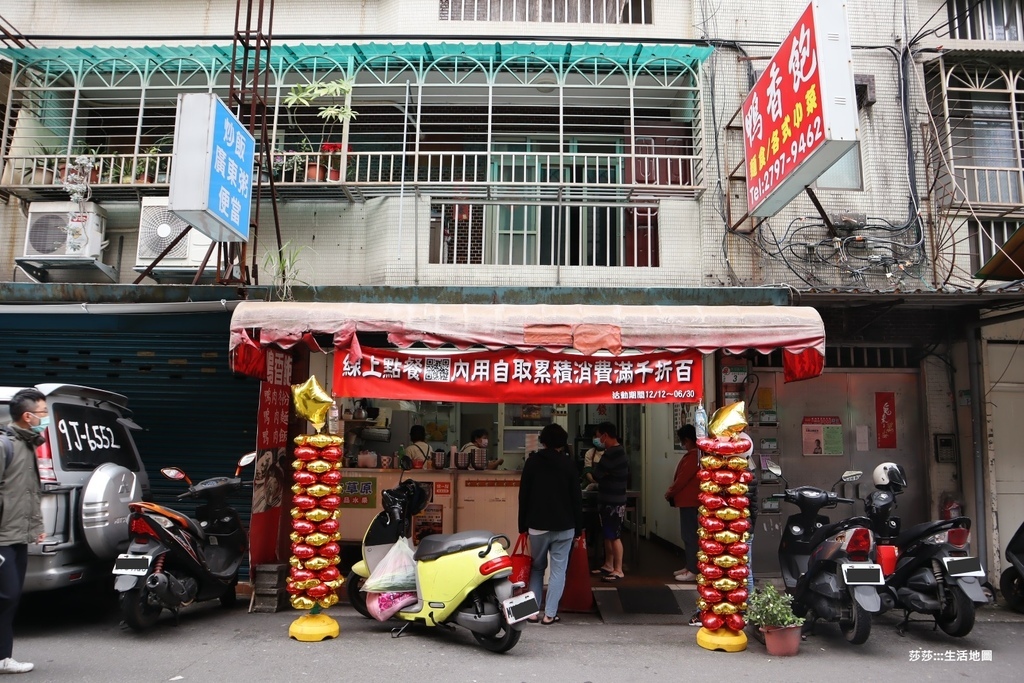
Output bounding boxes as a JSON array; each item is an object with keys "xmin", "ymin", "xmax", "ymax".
[{"xmin": 965, "ymin": 327, "xmax": 988, "ymax": 572}]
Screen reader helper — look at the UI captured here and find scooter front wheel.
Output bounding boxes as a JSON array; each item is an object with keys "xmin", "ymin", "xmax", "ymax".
[
  {"xmin": 120, "ymin": 587, "xmax": 162, "ymax": 631},
  {"xmin": 999, "ymin": 567, "xmax": 1024, "ymax": 614},
  {"xmin": 346, "ymin": 570, "xmax": 372, "ymax": 619}
]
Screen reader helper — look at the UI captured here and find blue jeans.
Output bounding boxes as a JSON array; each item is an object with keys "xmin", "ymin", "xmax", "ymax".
[
  {"xmin": 747, "ymin": 534, "xmax": 755, "ymax": 593},
  {"xmin": 528, "ymin": 529, "xmax": 575, "ymax": 619}
]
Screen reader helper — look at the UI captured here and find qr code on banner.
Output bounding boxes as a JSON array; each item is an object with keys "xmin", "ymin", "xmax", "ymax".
[{"xmin": 424, "ymin": 358, "xmax": 452, "ymax": 382}]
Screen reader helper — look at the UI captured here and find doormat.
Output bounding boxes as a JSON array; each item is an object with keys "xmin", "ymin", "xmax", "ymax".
[{"xmin": 616, "ymin": 586, "xmax": 683, "ymax": 615}]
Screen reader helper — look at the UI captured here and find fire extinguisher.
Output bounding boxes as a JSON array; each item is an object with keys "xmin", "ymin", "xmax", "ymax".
[{"xmin": 941, "ymin": 498, "xmax": 963, "ymax": 520}]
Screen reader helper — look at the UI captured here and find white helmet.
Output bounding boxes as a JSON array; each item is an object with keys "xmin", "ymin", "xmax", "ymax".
[{"xmin": 873, "ymin": 462, "xmax": 907, "ymax": 492}]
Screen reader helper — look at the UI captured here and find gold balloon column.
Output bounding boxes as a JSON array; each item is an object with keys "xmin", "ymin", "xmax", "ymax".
[
  {"xmin": 286, "ymin": 377, "xmax": 344, "ymax": 642},
  {"xmin": 695, "ymin": 402, "xmax": 753, "ymax": 653}
]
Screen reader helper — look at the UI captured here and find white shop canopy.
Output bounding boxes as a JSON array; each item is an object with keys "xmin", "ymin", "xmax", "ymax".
[{"xmin": 229, "ymin": 302, "xmax": 826, "ymax": 384}]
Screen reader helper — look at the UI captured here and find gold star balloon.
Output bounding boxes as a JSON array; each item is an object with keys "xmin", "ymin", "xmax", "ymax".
[{"xmin": 291, "ymin": 376, "xmax": 333, "ymax": 431}]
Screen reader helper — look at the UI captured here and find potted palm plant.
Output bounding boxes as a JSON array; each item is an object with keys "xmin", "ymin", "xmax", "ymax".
[
  {"xmin": 745, "ymin": 584, "xmax": 805, "ymax": 656},
  {"xmin": 283, "ymin": 78, "xmax": 357, "ymax": 183}
]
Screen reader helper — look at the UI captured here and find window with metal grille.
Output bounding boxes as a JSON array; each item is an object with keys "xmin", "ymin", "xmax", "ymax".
[
  {"xmin": 439, "ymin": 0, "xmax": 652, "ymax": 23},
  {"xmin": 949, "ymin": 0, "xmax": 1024, "ymax": 40},
  {"xmin": 748, "ymin": 347, "xmax": 920, "ymax": 370},
  {"xmin": 968, "ymin": 219, "xmax": 1021, "ymax": 273}
]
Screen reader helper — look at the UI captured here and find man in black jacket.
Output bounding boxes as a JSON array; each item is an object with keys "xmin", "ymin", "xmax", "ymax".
[
  {"xmin": 591, "ymin": 422, "xmax": 629, "ymax": 581},
  {"xmin": 518, "ymin": 423, "xmax": 582, "ymax": 624}
]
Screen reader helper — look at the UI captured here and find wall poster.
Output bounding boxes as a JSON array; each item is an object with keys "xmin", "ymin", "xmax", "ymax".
[{"xmin": 802, "ymin": 416, "xmax": 843, "ymax": 456}]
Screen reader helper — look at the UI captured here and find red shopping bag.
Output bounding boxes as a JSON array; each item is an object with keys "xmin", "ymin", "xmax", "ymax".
[
  {"xmin": 510, "ymin": 532, "xmax": 532, "ymax": 588},
  {"xmin": 558, "ymin": 536, "xmax": 595, "ymax": 613}
]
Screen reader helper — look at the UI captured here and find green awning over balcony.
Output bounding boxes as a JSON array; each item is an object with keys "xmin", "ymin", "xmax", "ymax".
[{"xmin": 0, "ymin": 40, "xmax": 714, "ymax": 73}]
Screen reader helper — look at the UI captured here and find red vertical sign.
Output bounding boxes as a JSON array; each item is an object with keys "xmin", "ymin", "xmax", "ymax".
[
  {"xmin": 250, "ymin": 348, "xmax": 293, "ymax": 567},
  {"xmin": 875, "ymin": 392, "xmax": 897, "ymax": 449}
]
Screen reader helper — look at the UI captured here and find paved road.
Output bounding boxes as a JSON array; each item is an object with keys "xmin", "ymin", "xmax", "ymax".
[{"xmin": 11, "ymin": 589, "xmax": 1024, "ymax": 682}]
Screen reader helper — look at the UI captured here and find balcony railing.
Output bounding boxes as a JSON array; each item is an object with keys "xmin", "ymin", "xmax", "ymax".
[
  {"xmin": 2, "ymin": 149, "xmax": 702, "ymax": 202},
  {"xmin": 938, "ymin": 164, "xmax": 1024, "ymax": 210}
]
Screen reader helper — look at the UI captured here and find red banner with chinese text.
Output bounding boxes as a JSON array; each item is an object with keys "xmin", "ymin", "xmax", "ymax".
[
  {"xmin": 250, "ymin": 348, "xmax": 292, "ymax": 567},
  {"xmin": 333, "ymin": 347, "xmax": 703, "ymax": 404},
  {"xmin": 876, "ymin": 391, "xmax": 897, "ymax": 449}
]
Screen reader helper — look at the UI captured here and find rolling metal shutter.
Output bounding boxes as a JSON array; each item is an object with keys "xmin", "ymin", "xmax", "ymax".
[{"xmin": 0, "ymin": 312, "xmax": 260, "ymax": 577}]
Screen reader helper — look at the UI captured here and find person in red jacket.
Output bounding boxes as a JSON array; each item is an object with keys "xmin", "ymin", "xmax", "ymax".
[{"xmin": 665, "ymin": 424, "xmax": 700, "ymax": 583}]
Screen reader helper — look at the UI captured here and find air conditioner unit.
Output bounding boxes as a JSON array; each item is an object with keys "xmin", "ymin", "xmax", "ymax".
[
  {"xmin": 23, "ymin": 202, "xmax": 106, "ymax": 260},
  {"xmin": 134, "ymin": 196, "xmax": 214, "ymax": 275}
]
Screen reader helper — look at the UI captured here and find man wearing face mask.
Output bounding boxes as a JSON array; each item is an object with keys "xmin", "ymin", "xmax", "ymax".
[{"xmin": 0, "ymin": 389, "xmax": 47, "ymax": 674}]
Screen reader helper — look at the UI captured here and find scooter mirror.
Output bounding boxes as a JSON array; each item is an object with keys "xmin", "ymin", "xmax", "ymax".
[
  {"xmin": 237, "ymin": 451, "xmax": 257, "ymax": 468},
  {"xmin": 765, "ymin": 460, "xmax": 783, "ymax": 477},
  {"xmin": 161, "ymin": 467, "xmax": 189, "ymax": 484},
  {"xmin": 841, "ymin": 470, "xmax": 863, "ymax": 482}
]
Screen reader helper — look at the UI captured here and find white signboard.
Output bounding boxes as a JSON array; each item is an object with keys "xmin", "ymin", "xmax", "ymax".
[{"xmin": 168, "ymin": 93, "xmax": 254, "ymax": 242}]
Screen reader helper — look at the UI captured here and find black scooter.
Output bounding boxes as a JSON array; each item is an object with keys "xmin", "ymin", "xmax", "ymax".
[
  {"xmin": 1001, "ymin": 517, "xmax": 1024, "ymax": 613},
  {"xmin": 113, "ymin": 452, "xmax": 255, "ymax": 630},
  {"xmin": 767, "ymin": 462, "xmax": 885, "ymax": 645},
  {"xmin": 864, "ymin": 465, "xmax": 987, "ymax": 636}
]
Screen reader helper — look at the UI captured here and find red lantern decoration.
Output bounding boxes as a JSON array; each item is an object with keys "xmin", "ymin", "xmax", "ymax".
[
  {"xmin": 293, "ymin": 495, "xmax": 317, "ymax": 510},
  {"xmin": 317, "ymin": 519, "xmax": 340, "ymax": 534},
  {"xmin": 700, "ymin": 495, "xmax": 726, "ymax": 510},
  {"xmin": 727, "ymin": 542, "xmax": 750, "ymax": 556},
  {"xmin": 292, "ymin": 519, "xmax": 316, "ymax": 535},
  {"xmin": 727, "ymin": 519, "xmax": 752, "ymax": 534},
  {"xmin": 306, "ymin": 582, "xmax": 330, "ymax": 599},
  {"xmin": 712, "ymin": 470, "xmax": 739, "ymax": 486},
  {"xmin": 290, "ymin": 568, "xmax": 315, "ymax": 582},
  {"xmin": 727, "ymin": 495, "xmax": 750, "ymax": 510},
  {"xmin": 726, "ymin": 565, "xmax": 750, "ymax": 581},
  {"xmin": 739, "ymin": 470, "xmax": 755, "ymax": 484},
  {"xmin": 697, "ymin": 469, "xmax": 714, "ymax": 481},
  {"xmin": 318, "ymin": 567, "xmax": 341, "ymax": 583},
  {"xmin": 293, "ymin": 471, "xmax": 318, "ymax": 486},
  {"xmin": 698, "ymin": 585, "xmax": 724, "ymax": 603},
  {"xmin": 320, "ymin": 445, "xmax": 342, "ymax": 462},
  {"xmin": 726, "ymin": 588, "xmax": 749, "ymax": 604}
]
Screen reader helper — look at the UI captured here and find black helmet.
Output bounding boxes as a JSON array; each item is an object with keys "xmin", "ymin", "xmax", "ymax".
[{"xmin": 872, "ymin": 462, "xmax": 907, "ymax": 493}]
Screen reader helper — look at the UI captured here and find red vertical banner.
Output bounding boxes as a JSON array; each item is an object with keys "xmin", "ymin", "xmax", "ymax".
[
  {"xmin": 250, "ymin": 349, "xmax": 293, "ymax": 567},
  {"xmin": 875, "ymin": 392, "xmax": 897, "ymax": 449}
]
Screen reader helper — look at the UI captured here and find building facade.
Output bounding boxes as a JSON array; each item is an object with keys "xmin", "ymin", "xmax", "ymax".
[{"xmin": 1, "ymin": 0, "xmax": 1022, "ymax": 579}]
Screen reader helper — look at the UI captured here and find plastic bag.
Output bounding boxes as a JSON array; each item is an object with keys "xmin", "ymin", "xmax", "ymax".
[
  {"xmin": 367, "ymin": 591, "xmax": 418, "ymax": 621},
  {"xmin": 363, "ymin": 537, "xmax": 417, "ymax": 592}
]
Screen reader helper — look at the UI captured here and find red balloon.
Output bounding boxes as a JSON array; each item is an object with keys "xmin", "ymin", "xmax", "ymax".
[
  {"xmin": 699, "ymin": 562, "xmax": 724, "ymax": 579},
  {"xmin": 698, "ymin": 585, "xmax": 724, "ymax": 603},
  {"xmin": 320, "ymin": 446, "xmax": 342, "ymax": 462},
  {"xmin": 306, "ymin": 582, "xmax": 330, "ymax": 599},
  {"xmin": 725, "ymin": 614, "xmax": 746, "ymax": 632},
  {"xmin": 700, "ymin": 495, "xmax": 726, "ymax": 510},
  {"xmin": 727, "ymin": 542, "xmax": 750, "ymax": 556},
  {"xmin": 319, "ymin": 541, "xmax": 341, "ymax": 558},
  {"xmin": 697, "ymin": 470, "xmax": 713, "ymax": 482},
  {"xmin": 726, "ymin": 566, "xmax": 749, "ymax": 580},
  {"xmin": 701, "ymin": 612, "xmax": 724, "ymax": 631},
  {"xmin": 697, "ymin": 437, "xmax": 718, "ymax": 452},
  {"xmin": 292, "ymin": 495, "xmax": 317, "ymax": 510},
  {"xmin": 285, "ymin": 582, "xmax": 305, "ymax": 595},
  {"xmin": 290, "ymin": 568, "xmax": 315, "ymax": 582},
  {"xmin": 319, "ymin": 470, "xmax": 342, "ymax": 486},
  {"xmin": 726, "ymin": 495, "xmax": 750, "ymax": 510},
  {"xmin": 318, "ymin": 567, "xmax": 341, "ymax": 582},
  {"xmin": 317, "ymin": 519, "xmax": 340, "ymax": 535},
  {"xmin": 292, "ymin": 519, "xmax": 315, "ymax": 535},
  {"xmin": 319, "ymin": 495, "xmax": 342, "ymax": 510},
  {"xmin": 716, "ymin": 435, "xmax": 753, "ymax": 455},
  {"xmin": 700, "ymin": 515, "xmax": 726, "ymax": 532},
  {"xmin": 726, "ymin": 588, "xmax": 748, "ymax": 604},
  {"xmin": 712, "ymin": 470, "xmax": 739, "ymax": 486},
  {"xmin": 699, "ymin": 539, "xmax": 725, "ymax": 556},
  {"xmin": 291, "ymin": 543, "xmax": 315, "ymax": 559},
  {"xmin": 728, "ymin": 519, "xmax": 752, "ymax": 534},
  {"xmin": 293, "ymin": 470, "xmax": 318, "ymax": 486},
  {"xmin": 294, "ymin": 446, "xmax": 319, "ymax": 461},
  {"xmin": 739, "ymin": 471, "xmax": 755, "ymax": 484}
]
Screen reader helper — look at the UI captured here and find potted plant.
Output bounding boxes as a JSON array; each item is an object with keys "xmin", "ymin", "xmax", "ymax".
[
  {"xmin": 283, "ymin": 78, "xmax": 357, "ymax": 183},
  {"xmin": 746, "ymin": 584, "xmax": 805, "ymax": 656}
]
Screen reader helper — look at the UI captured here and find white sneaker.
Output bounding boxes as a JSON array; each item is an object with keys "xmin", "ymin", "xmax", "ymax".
[
  {"xmin": 0, "ymin": 658, "xmax": 34, "ymax": 674},
  {"xmin": 674, "ymin": 570, "xmax": 697, "ymax": 582}
]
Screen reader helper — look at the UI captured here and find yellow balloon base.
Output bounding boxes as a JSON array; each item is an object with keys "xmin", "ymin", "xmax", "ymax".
[
  {"xmin": 289, "ymin": 614, "xmax": 339, "ymax": 642},
  {"xmin": 696, "ymin": 626, "xmax": 747, "ymax": 652}
]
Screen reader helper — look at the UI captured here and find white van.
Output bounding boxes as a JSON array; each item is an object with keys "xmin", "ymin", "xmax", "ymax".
[{"xmin": 0, "ymin": 384, "xmax": 151, "ymax": 592}]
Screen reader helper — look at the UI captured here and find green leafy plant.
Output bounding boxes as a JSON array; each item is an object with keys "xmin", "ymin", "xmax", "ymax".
[
  {"xmin": 745, "ymin": 584, "xmax": 805, "ymax": 629},
  {"xmin": 262, "ymin": 241, "xmax": 314, "ymax": 301},
  {"xmin": 283, "ymin": 78, "xmax": 357, "ymax": 126}
]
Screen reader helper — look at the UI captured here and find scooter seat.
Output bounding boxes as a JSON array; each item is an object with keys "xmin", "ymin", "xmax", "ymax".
[
  {"xmin": 413, "ymin": 530, "xmax": 494, "ymax": 562},
  {"xmin": 182, "ymin": 516, "xmax": 206, "ymax": 543}
]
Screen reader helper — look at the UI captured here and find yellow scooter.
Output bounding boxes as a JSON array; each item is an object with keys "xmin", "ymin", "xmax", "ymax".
[{"xmin": 348, "ymin": 478, "xmax": 538, "ymax": 653}]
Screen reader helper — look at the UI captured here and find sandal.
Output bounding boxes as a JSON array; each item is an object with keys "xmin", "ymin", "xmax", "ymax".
[
  {"xmin": 602, "ymin": 573, "xmax": 624, "ymax": 582},
  {"xmin": 526, "ymin": 615, "xmax": 540, "ymax": 623},
  {"xmin": 590, "ymin": 566, "xmax": 614, "ymax": 576},
  {"xmin": 541, "ymin": 615, "xmax": 561, "ymax": 625}
]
